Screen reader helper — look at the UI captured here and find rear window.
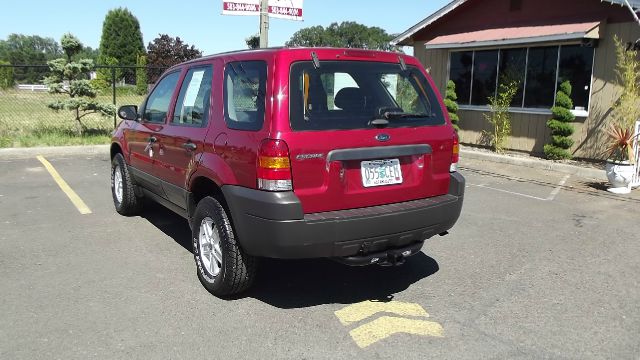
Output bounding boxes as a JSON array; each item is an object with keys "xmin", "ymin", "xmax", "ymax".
[{"xmin": 289, "ymin": 61, "xmax": 444, "ymax": 131}]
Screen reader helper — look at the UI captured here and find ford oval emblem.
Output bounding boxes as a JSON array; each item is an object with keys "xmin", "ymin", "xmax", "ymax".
[{"xmin": 376, "ymin": 133, "xmax": 391, "ymax": 142}]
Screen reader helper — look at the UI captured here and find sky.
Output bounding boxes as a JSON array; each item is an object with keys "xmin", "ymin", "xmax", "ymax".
[{"xmin": 0, "ymin": 0, "xmax": 451, "ymax": 55}]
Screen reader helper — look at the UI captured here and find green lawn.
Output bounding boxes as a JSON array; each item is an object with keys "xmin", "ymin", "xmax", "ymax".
[{"xmin": 0, "ymin": 89, "xmax": 144, "ymax": 148}]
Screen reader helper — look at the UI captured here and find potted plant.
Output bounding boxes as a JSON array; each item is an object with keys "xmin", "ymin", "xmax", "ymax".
[{"xmin": 604, "ymin": 124, "xmax": 637, "ymax": 194}]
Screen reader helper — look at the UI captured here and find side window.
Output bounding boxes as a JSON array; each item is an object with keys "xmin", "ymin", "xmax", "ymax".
[
  {"xmin": 223, "ymin": 61, "xmax": 267, "ymax": 131},
  {"xmin": 172, "ymin": 66, "xmax": 213, "ymax": 127},
  {"xmin": 144, "ymin": 71, "xmax": 181, "ymax": 123}
]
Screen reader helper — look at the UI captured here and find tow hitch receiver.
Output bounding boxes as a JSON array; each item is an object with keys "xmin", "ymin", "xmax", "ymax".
[{"xmin": 334, "ymin": 242, "xmax": 424, "ymax": 266}]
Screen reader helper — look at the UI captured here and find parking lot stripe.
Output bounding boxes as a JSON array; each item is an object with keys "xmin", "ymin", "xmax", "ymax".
[
  {"xmin": 36, "ymin": 155, "xmax": 92, "ymax": 215},
  {"xmin": 335, "ymin": 300, "xmax": 429, "ymax": 326},
  {"xmin": 348, "ymin": 316, "xmax": 443, "ymax": 348}
]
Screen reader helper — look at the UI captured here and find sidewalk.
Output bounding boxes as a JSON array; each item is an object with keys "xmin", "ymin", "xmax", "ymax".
[
  {"xmin": 461, "ymin": 146, "xmax": 606, "ymax": 181},
  {"xmin": 0, "ymin": 144, "xmax": 607, "ymax": 181}
]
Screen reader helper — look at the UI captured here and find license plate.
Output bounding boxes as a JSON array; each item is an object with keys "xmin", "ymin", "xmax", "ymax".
[{"xmin": 361, "ymin": 159, "xmax": 403, "ymax": 187}]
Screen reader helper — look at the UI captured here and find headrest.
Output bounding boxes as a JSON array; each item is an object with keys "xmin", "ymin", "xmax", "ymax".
[{"xmin": 334, "ymin": 87, "xmax": 365, "ymax": 112}]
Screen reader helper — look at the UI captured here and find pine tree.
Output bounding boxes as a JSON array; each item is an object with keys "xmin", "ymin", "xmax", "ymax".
[
  {"xmin": 544, "ymin": 81, "xmax": 575, "ymax": 160},
  {"xmin": 99, "ymin": 8, "xmax": 144, "ymax": 83},
  {"xmin": 45, "ymin": 34, "xmax": 115, "ymax": 136}
]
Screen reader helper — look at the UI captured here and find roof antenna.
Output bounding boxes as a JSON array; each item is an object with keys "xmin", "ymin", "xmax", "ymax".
[
  {"xmin": 398, "ymin": 55, "xmax": 407, "ymax": 71},
  {"xmin": 311, "ymin": 51, "xmax": 320, "ymax": 69}
]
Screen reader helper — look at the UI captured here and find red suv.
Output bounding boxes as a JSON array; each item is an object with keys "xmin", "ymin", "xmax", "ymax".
[{"xmin": 111, "ymin": 48, "xmax": 464, "ymax": 296}]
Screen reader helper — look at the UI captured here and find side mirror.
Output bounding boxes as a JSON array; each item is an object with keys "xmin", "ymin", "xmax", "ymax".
[{"xmin": 118, "ymin": 105, "xmax": 139, "ymax": 121}]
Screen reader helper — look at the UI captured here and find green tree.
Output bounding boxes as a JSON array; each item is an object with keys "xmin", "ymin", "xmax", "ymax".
[
  {"xmin": 286, "ymin": 22, "xmax": 393, "ymax": 50},
  {"xmin": 45, "ymin": 33, "xmax": 115, "ymax": 136},
  {"xmin": 93, "ymin": 55, "xmax": 123, "ymax": 92},
  {"xmin": 245, "ymin": 34, "xmax": 260, "ymax": 49},
  {"xmin": 0, "ymin": 34, "xmax": 62, "ymax": 83},
  {"xmin": 136, "ymin": 53, "xmax": 148, "ymax": 95},
  {"xmin": 484, "ymin": 80, "xmax": 519, "ymax": 153},
  {"xmin": 445, "ymin": 80, "xmax": 460, "ymax": 132},
  {"xmin": 146, "ymin": 34, "xmax": 202, "ymax": 83},
  {"xmin": 99, "ymin": 8, "xmax": 144, "ymax": 83},
  {"xmin": 544, "ymin": 81, "xmax": 575, "ymax": 160},
  {"xmin": 0, "ymin": 60, "xmax": 14, "ymax": 89}
]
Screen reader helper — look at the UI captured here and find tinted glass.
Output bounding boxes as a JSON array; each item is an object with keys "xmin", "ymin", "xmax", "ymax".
[
  {"xmin": 471, "ymin": 50, "xmax": 498, "ymax": 105},
  {"xmin": 144, "ymin": 71, "xmax": 180, "ymax": 123},
  {"xmin": 173, "ymin": 66, "xmax": 213, "ymax": 127},
  {"xmin": 498, "ymin": 48, "xmax": 526, "ymax": 107},
  {"xmin": 449, "ymin": 51, "xmax": 473, "ymax": 105},
  {"xmin": 289, "ymin": 61, "xmax": 444, "ymax": 131},
  {"xmin": 524, "ymin": 46, "xmax": 558, "ymax": 108},
  {"xmin": 224, "ymin": 61, "xmax": 267, "ymax": 131},
  {"xmin": 558, "ymin": 45, "xmax": 594, "ymax": 110}
]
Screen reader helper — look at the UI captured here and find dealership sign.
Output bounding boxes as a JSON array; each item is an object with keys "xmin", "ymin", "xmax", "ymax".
[{"xmin": 222, "ymin": 0, "xmax": 303, "ymax": 21}]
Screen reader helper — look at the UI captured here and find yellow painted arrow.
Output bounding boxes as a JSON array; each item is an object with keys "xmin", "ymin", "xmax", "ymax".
[
  {"xmin": 334, "ymin": 300, "xmax": 429, "ymax": 326},
  {"xmin": 349, "ymin": 316, "xmax": 444, "ymax": 348}
]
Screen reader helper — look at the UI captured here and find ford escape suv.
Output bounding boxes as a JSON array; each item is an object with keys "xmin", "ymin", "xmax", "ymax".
[{"xmin": 110, "ymin": 48, "xmax": 465, "ymax": 296}]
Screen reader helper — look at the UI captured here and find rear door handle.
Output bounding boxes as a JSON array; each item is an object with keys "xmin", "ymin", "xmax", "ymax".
[{"xmin": 182, "ymin": 142, "xmax": 197, "ymax": 151}]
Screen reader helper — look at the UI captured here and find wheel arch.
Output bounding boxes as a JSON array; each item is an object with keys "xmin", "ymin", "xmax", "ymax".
[{"xmin": 188, "ymin": 176, "xmax": 227, "ymax": 219}]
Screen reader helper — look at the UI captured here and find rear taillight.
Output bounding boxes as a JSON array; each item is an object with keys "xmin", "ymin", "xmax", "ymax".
[
  {"xmin": 257, "ymin": 139, "xmax": 293, "ymax": 191},
  {"xmin": 450, "ymin": 133, "xmax": 460, "ymax": 173}
]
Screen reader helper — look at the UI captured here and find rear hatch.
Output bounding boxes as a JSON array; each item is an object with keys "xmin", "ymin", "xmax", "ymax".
[{"xmin": 284, "ymin": 58, "xmax": 455, "ymax": 214}]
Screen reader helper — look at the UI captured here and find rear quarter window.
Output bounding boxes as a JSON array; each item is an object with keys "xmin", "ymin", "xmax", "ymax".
[
  {"xmin": 223, "ymin": 61, "xmax": 267, "ymax": 131},
  {"xmin": 289, "ymin": 61, "xmax": 445, "ymax": 131}
]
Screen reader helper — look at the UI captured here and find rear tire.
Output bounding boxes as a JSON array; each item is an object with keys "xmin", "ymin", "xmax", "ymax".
[
  {"xmin": 192, "ymin": 196, "xmax": 256, "ymax": 296},
  {"xmin": 111, "ymin": 153, "xmax": 143, "ymax": 216}
]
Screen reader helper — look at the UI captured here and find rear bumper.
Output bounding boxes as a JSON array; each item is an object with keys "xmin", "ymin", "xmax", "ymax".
[{"xmin": 222, "ymin": 172, "xmax": 465, "ymax": 261}]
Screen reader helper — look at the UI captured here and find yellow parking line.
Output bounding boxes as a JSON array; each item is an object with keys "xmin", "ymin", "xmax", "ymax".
[
  {"xmin": 349, "ymin": 316, "xmax": 443, "ymax": 348},
  {"xmin": 36, "ymin": 155, "xmax": 92, "ymax": 215},
  {"xmin": 335, "ymin": 300, "xmax": 429, "ymax": 326}
]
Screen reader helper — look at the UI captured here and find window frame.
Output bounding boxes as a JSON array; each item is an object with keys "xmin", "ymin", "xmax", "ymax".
[
  {"xmin": 447, "ymin": 43, "xmax": 595, "ymax": 117},
  {"xmin": 222, "ymin": 60, "xmax": 268, "ymax": 132},
  {"xmin": 171, "ymin": 65, "xmax": 214, "ymax": 128}
]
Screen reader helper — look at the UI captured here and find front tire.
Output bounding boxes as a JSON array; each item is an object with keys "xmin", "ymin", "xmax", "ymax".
[
  {"xmin": 111, "ymin": 153, "xmax": 142, "ymax": 216},
  {"xmin": 192, "ymin": 196, "xmax": 256, "ymax": 296}
]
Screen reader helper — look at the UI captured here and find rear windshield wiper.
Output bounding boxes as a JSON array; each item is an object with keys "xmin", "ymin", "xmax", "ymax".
[{"xmin": 383, "ymin": 111, "xmax": 433, "ymax": 119}]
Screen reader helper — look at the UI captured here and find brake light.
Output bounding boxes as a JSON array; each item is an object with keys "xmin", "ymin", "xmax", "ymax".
[
  {"xmin": 257, "ymin": 139, "xmax": 293, "ymax": 191},
  {"xmin": 451, "ymin": 133, "xmax": 460, "ymax": 173}
]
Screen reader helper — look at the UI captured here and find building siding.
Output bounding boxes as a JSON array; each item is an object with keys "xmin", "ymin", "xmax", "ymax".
[{"xmin": 416, "ymin": 21, "xmax": 640, "ymax": 160}]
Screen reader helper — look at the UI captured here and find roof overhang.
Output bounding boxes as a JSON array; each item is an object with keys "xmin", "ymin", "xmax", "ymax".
[
  {"xmin": 390, "ymin": 0, "xmax": 467, "ymax": 46},
  {"xmin": 424, "ymin": 21, "xmax": 601, "ymax": 49},
  {"xmin": 391, "ymin": 0, "xmax": 638, "ymax": 47},
  {"xmin": 603, "ymin": 0, "xmax": 640, "ymax": 9}
]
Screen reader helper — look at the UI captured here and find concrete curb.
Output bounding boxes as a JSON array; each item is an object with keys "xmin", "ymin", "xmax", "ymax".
[
  {"xmin": 0, "ymin": 144, "xmax": 606, "ymax": 180},
  {"xmin": 461, "ymin": 148, "xmax": 606, "ymax": 180},
  {"xmin": 0, "ymin": 145, "xmax": 110, "ymax": 160}
]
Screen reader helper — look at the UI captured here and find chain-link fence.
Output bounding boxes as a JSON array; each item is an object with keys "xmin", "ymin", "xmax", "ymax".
[{"xmin": 0, "ymin": 64, "xmax": 166, "ymax": 147}]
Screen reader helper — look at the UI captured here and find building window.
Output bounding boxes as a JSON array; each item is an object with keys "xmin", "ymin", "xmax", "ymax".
[
  {"xmin": 449, "ymin": 45, "xmax": 595, "ymax": 112},
  {"xmin": 524, "ymin": 46, "xmax": 558, "ymax": 108},
  {"xmin": 449, "ymin": 51, "xmax": 473, "ymax": 104},
  {"xmin": 471, "ymin": 50, "xmax": 498, "ymax": 106},
  {"xmin": 498, "ymin": 48, "xmax": 526, "ymax": 106},
  {"xmin": 557, "ymin": 45, "xmax": 594, "ymax": 110}
]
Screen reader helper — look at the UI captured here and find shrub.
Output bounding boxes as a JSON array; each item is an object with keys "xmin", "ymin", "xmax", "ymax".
[
  {"xmin": 0, "ymin": 60, "xmax": 14, "ymax": 89},
  {"xmin": 135, "ymin": 54, "xmax": 148, "ymax": 95},
  {"xmin": 445, "ymin": 80, "xmax": 460, "ymax": 132},
  {"xmin": 611, "ymin": 36, "xmax": 640, "ymax": 129},
  {"xmin": 544, "ymin": 81, "xmax": 575, "ymax": 160},
  {"xmin": 484, "ymin": 80, "xmax": 518, "ymax": 153}
]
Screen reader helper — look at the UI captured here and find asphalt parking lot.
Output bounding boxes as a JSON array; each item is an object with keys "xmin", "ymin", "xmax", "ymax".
[{"xmin": 1, "ymin": 152, "xmax": 639, "ymax": 359}]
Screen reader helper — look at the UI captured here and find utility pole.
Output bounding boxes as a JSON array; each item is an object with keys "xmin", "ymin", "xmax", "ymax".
[{"xmin": 259, "ymin": 0, "xmax": 269, "ymax": 48}]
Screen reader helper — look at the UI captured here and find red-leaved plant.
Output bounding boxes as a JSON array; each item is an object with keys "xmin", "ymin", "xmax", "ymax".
[{"xmin": 605, "ymin": 124, "xmax": 637, "ymax": 164}]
